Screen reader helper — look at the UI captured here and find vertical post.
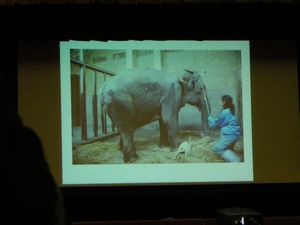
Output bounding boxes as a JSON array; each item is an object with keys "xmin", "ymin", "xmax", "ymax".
[
  {"xmin": 79, "ymin": 50, "xmax": 88, "ymax": 141},
  {"xmin": 101, "ymin": 73, "xmax": 107, "ymax": 134},
  {"xmin": 154, "ymin": 50, "xmax": 162, "ymax": 70},
  {"xmin": 93, "ymin": 71, "xmax": 98, "ymax": 137},
  {"xmin": 236, "ymin": 69, "xmax": 243, "ymax": 131},
  {"xmin": 126, "ymin": 49, "xmax": 133, "ymax": 69}
]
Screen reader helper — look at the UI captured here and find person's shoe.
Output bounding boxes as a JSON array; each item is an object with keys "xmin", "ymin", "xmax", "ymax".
[{"xmin": 222, "ymin": 149, "xmax": 241, "ymax": 162}]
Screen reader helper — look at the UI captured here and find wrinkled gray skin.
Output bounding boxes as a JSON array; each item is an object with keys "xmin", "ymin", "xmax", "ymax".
[{"xmin": 99, "ymin": 68, "xmax": 210, "ymax": 163}]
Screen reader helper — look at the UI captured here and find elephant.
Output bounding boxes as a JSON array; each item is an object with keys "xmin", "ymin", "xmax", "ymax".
[{"xmin": 99, "ymin": 68, "xmax": 210, "ymax": 163}]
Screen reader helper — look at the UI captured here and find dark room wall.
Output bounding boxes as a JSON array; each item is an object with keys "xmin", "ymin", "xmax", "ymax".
[{"xmin": 18, "ymin": 40, "xmax": 300, "ymax": 185}]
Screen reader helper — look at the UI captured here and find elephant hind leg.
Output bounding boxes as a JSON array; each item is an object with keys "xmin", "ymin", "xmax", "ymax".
[
  {"xmin": 159, "ymin": 120, "xmax": 168, "ymax": 147},
  {"xmin": 166, "ymin": 119, "xmax": 179, "ymax": 150},
  {"xmin": 119, "ymin": 135, "xmax": 123, "ymax": 151},
  {"xmin": 121, "ymin": 132, "xmax": 138, "ymax": 163}
]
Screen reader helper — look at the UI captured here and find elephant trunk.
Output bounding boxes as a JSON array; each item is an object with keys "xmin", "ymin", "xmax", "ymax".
[
  {"xmin": 202, "ymin": 90, "xmax": 211, "ymax": 116},
  {"xmin": 200, "ymin": 95, "xmax": 210, "ymax": 135}
]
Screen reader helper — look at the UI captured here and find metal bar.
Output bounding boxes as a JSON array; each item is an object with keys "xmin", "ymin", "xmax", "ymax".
[
  {"xmin": 103, "ymin": 111, "xmax": 108, "ymax": 134},
  {"xmin": 72, "ymin": 58, "xmax": 116, "ymax": 141},
  {"xmin": 73, "ymin": 132, "xmax": 120, "ymax": 146},
  {"xmin": 71, "ymin": 59, "xmax": 115, "ymax": 76},
  {"xmin": 102, "ymin": 73, "xmax": 108, "ymax": 134},
  {"xmin": 102, "ymin": 111, "xmax": 107, "ymax": 134},
  {"xmin": 93, "ymin": 71, "xmax": 98, "ymax": 137},
  {"xmin": 112, "ymin": 121, "xmax": 115, "ymax": 132},
  {"xmin": 81, "ymin": 65, "xmax": 88, "ymax": 141}
]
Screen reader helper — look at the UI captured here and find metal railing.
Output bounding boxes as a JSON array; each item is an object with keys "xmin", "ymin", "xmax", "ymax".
[{"xmin": 71, "ymin": 59, "xmax": 116, "ymax": 144}]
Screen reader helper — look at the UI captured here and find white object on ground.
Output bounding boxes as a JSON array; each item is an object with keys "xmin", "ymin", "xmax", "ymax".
[{"xmin": 174, "ymin": 141, "xmax": 191, "ymax": 160}]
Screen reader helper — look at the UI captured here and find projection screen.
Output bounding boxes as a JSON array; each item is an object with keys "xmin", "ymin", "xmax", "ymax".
[{"xmin": 60, "ymin": 40, "xmax": 252, "ymax": 185}]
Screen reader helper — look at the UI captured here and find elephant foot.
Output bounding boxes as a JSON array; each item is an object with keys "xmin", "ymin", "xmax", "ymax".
[
  {"xmin": 159, "ymin": 140, "xmax": 169, "ymax": 148},
  {"xmin": 200, "ymin": 129, "xmax": 211, "ymax": 137},
  {"xmin": 118, "ymin": 139, "xmax": 124, "ymax": 151},
  {"xmin": 123, "ymin": 151, "xmax": 139, "ymax": 163},
  {"xmin": 159, "ymin": 142, "xmax": 179, "ymax": 151},
  {"xmin": 159, "ymin": 142, "xmax": 164, "ymax": 148},
  {"xmin": 170, "ymin": 140, "xmax": 181, "ymax": 150},
  {"xmin": 130, "ymin": 152, "xmax": 139, "ymax": 162},
  {"xmin": 169, "ymin": 147, "xmax": 177, "ymax": 152}
]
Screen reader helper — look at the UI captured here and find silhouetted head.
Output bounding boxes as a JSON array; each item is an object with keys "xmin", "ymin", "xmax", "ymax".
[{"xmin": 2, "ymin": 114, "xmax": 63, "ymax": 225}]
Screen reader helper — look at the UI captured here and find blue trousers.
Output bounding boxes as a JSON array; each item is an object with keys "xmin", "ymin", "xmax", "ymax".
[{"xmin": 212, "ymin": 134, "xmax": 239, "ymax": 155}]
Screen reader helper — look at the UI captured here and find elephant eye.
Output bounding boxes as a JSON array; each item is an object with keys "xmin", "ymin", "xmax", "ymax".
[{"xmin": 191, "ymin": 80, "xmax": 195, "ymax": 87}]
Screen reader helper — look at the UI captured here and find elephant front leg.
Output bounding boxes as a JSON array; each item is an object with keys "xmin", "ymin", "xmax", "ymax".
[
  {"xmin": 167, "ymin": 121, "xmax": 179, "ymax": 150},
  {"xmin": 121, "ymin": 132, "xmax": 138, "ymax": 163},
  {"xmin": 161, "ymin": 95, "xmax": 181, "ymax": 150}
]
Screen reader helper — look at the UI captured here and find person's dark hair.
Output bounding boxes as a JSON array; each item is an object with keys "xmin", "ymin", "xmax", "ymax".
[{"xmin": 222, "ymin": 95, "xmax": 235, "ymax": 115}]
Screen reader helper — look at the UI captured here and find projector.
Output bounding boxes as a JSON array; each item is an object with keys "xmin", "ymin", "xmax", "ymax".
[{"xmin": 217, "ymin": 208, "xmax": 263, "ymax": 225}]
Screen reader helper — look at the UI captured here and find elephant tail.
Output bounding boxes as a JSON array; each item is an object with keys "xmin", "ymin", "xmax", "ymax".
[
  {"xmin": 100, "ymin": 101, "xmax": 106, "ymax": 134},
  {"xmin": 100, "ymin": 88, "xmax": 115, "ymax": 134},
  {"xmin": 99, "ymin": 87, "xmax": 109, "ymax": 134}
]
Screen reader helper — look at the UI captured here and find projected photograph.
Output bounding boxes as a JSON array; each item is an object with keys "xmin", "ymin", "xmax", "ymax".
[{"xmin": 60, "ymin": 41, "xmax": 253, "ymax": 185}]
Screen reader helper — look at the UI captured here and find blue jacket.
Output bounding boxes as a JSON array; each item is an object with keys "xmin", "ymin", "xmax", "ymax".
[{"xmin": 208, "ymin": 108, "xmax": 240, "ymax": 136}]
